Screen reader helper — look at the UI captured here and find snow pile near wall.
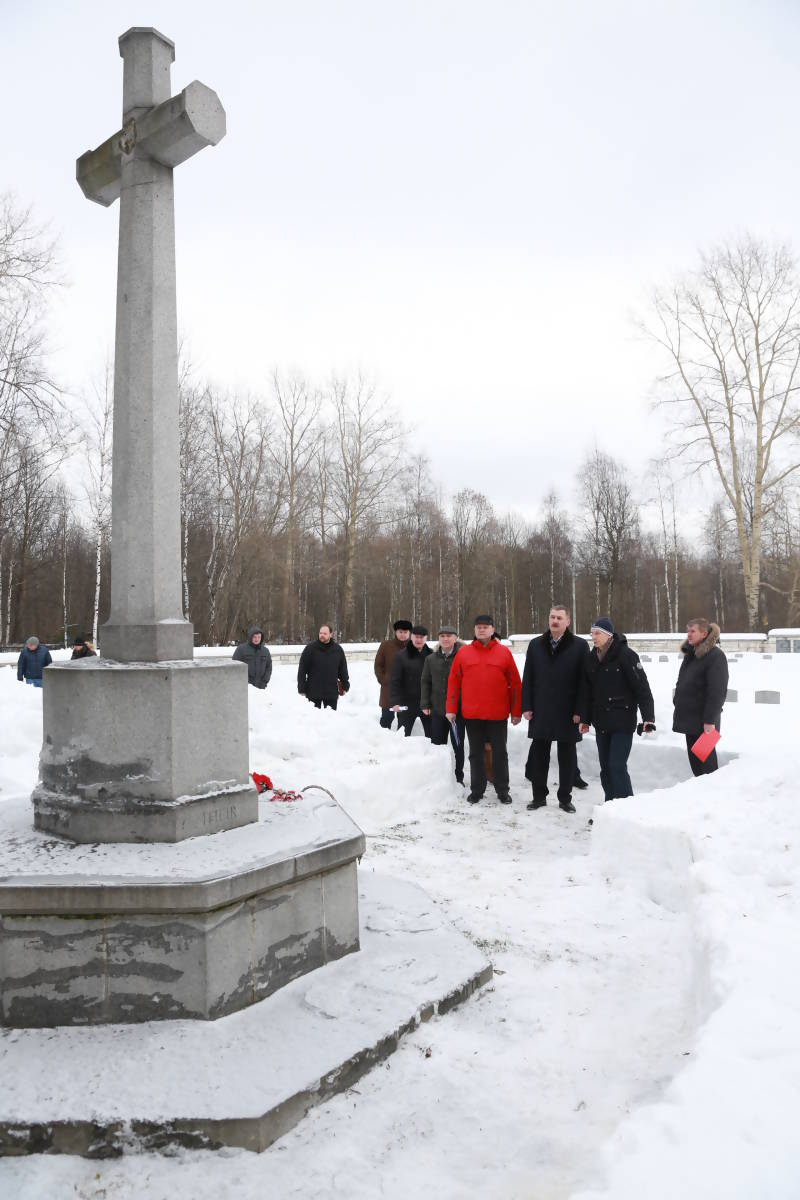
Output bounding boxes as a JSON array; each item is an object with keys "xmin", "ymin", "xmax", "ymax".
[{"xmin": 581, "ymin": 757, "xmax": 800, "ymax": 1200}]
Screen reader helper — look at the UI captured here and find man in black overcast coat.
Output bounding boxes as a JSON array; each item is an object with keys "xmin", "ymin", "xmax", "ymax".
[
  {"xmin": 297, "ymin": 623, "xmax": 350, "ymax": 710},
  {"xmin": 389, "ymin": 625, "xmax": 433, "ymax": 737},
  {"xmin": 521, "ymin": 604, "xmax": 589, "ymax": 813}
]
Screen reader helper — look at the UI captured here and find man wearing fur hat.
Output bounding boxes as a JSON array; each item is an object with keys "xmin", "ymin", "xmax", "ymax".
[
  {"xmin": 672, "ymin": 618, "xmax": 729, "ymax": 775},
  {"xmin": 374, "ymin": 619, "xmax": 413, "ymax": 728}
]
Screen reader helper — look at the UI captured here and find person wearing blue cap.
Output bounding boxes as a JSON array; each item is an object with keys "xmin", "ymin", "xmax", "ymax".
[{"xmin": 578, "ymin": 618, "xmax": 655, "ymax": 804}]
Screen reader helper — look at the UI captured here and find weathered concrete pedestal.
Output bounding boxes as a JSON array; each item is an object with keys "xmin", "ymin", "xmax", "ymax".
[
  {"xmin": 1, "ymin": 791, "xmax": 364, "ymax": 1028},
  {"xmin": 32, "ymin": 658, "xmax": 253, "ymax": 843}
]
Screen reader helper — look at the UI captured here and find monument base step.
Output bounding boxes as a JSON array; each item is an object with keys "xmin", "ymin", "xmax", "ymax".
[
  {"xmin": 0, "ymin": 790, "xmax": 365, "ymax": 1026},
  {"xmin": 0, "ymin": 873, "xmax": 491, "ymax": 1156}
]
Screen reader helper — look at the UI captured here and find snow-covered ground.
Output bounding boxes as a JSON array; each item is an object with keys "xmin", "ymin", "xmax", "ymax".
[{"xmin": 1, "ymin": 651, "xmax": 798, "ymax": 1199}]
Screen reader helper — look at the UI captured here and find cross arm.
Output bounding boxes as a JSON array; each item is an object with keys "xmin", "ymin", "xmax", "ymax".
[{"xmin": 76, "ymin": 80, "xmax": 226, "ymax": 207}]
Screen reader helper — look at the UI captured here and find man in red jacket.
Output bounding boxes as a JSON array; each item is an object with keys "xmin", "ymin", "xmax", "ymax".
[{"xmin": 446, "ymin": 614, "xmax": 522, "ymax": 805}]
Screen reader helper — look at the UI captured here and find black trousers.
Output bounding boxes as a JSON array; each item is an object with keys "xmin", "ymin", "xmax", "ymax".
[
  {"xmin": 430, "ymin": 711, "xmax": 465, "ymax": 781},
  {"xmin": 464, "ymin": 719, "xmax": 509, "ymax": 797},
  {"xmin": 685, "ymin": 733, "xmax": 718, "ymax": 775},
  {"xmin": 380, "ymin": 707, "xmax": 398, "ymax": 729},
  {"xmin": 399, "ymin": 708, "xmax": 432, "ymax": 738},
  {"xmin": 311, "ymin": 697, "xmax": 338, "ymax": 711},
  {"xmin": 526, "ymin": 738, "xmax": 577, "ymax": 803}
]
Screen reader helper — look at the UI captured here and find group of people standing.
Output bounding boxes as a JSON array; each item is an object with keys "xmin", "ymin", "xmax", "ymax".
[
  {"xmin": 16, "ymin": 633, "xmax": 96, "ymax": 686},
  {"xmin": 231, "ymin": 607, "xmax": 728, "ymax": 807},
  {"xmin": 372, "ymin": 606, "xmax": 729, "ymax": 809}
]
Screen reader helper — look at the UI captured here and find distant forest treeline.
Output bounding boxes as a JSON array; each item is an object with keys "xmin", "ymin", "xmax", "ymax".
[
  {"xmin": 2, "ymin": 196, "xmax": 799, "ymax": 644},
  {"xmin": 5, "ymin": 371, "xmax": 798, "ymax": 647}
]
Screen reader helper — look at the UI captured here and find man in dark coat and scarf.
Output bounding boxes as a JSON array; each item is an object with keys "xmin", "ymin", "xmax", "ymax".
[
  {"xmin": 297, "ymin": 623, "xmax": 350, "ymax": 710},
  {"xmin": 389, "ymin": 625, "xmax": 433, "ymax": 737}
]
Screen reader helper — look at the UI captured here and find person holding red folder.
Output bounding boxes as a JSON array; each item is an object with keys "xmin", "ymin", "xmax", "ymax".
[{"xmin": 672, "ymin": 618, "xmax": 729, "ymax": 776}]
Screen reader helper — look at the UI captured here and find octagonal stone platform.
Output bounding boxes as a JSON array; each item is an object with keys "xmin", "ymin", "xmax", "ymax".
[
  {"xmin": 0, "ymin": 789, "xmax": 364, "ymax": 1027},
  {"xmin": 0, "ymin": 872, "xmax": 492, "ymax": 1157}
]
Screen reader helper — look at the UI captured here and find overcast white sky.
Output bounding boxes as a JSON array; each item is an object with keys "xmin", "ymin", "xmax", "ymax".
[{"xmin": 4, "ymin": 0, "xmax": 800, "ymax": 522}]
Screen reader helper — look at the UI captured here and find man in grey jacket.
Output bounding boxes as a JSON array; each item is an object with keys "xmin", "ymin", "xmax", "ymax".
[
  {"xmin": 232, "ymin": 626, "xmax": 273, "ymax": 690},
  {"xmin": 421, "ymin": 624, "xmax": 465, "ymax": 784}
]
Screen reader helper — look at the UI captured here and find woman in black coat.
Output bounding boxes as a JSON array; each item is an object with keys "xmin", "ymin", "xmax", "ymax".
[
  {"xmin": 578, "ymin": 619, "xmax": 655, "ymax": 803},
  {"xmin": 297, "ymin": 624, "xmax": 349, "ymax": 710},
  {"xmin": 672, "ymin": 619, "xmax": 728, "ymax": 775}
]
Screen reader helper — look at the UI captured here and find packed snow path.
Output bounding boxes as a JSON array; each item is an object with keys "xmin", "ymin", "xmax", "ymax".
[{"xmin": 1, "ymin": 652, "xmax": 797, "ymax": 1199}]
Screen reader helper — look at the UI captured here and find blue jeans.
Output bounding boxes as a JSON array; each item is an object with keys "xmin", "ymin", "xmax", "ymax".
[
  {"xmin": 595, "ymin": 730, "xmax": 634, "ymax": 802},
  {"xmin": 25, "ymin": 678, "xmax": 43, "ymax": 688}
]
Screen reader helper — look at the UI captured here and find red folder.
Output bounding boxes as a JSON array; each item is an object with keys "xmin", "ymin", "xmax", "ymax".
[{"xmin": 690, "ymin": 729, "xmax": 721, "ymax": 762}]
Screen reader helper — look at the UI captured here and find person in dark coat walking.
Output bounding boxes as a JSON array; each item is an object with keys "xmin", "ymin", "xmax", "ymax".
[
  {"xmin": 71, "ymin": 634, "xmax": 97, "ymax": 659},
  {"xmin": 374, "ymin": 619, "xmax": 412, "ymax": 728},
  {"xmin": 297, "ymin": 623, "xmax": 349, "ymax": 710},
  {"xmin": 446, "ymin": 615, "xmax": 522, "ymax": 805},
  {"xmin": 17, "ymin": 636, "xmax": 52, "ymax": 687},
  {"xmin": 232, "ymin": 626, "xmax": 273, "ymax": 690},
  {"xmin": 578, "ymin": 618, "xmax": 655, "ymax": 804},
  {"xmin": 521, "ymin": 605, "xmax": 589, "ymax": 813},
  {"xmin": 672, "ymin": 618, "xmax": 728, "ymax": 775},
  {"xmin": 389, "ymin": 625, "xmax": 433, "ymax": 737},
  {"xmin": 421, "ymin": 624, "xmax": 465, "ymax": 783}
]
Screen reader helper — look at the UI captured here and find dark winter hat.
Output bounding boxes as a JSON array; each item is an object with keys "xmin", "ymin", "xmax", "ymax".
[
  {"xmin": 438, "ymin": 624, "xmax": 458, "ymax": 635},
  {"xmin": 474, "ymin": 614, "xmax": 494, "ymax": 627},
  {"xmin": 591, "ymin": 617, "xmax": 614, "ymax": 637},
  {"xmin": 393, "ymin": 619, "xmax": 413, "ymax": 632},
  {"xmin": 25, "ymin": 636, "xmax": 40, "ymax": 648},
  {"xmin": 72, "ymin": 633, "xmax": 88, "ymax": 646},
  {"xmin": 411, "ymin": 624, "xmax": 429, "ymax": 637}
]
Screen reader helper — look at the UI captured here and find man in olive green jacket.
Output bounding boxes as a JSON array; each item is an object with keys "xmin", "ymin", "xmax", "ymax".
[{"xmin": 420, "ymin": 625, "xmax": 465, "ymax": 783}]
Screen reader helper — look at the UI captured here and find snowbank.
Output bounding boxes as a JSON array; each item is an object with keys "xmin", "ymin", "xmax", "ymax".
[
  {"xmin": 0, "ymin": 652, "xmax": 797, "ymax": 1197},
  {"xmin": 582, "ymin": 757, "xmax": 800, "ymax": 1199}
]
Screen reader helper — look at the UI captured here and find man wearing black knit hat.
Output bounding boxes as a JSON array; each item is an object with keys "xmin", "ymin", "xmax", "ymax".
[{"xmin": 374, "ymin": 619, "xmax": 413, "ymax": 728}]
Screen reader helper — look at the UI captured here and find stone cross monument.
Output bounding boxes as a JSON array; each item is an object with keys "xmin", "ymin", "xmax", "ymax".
[
  {"xmin": 31, "ymin": 28, "xmax": 254, "ymax": 843},
  {"xmin": 0, "ymin": 28, "xmax": 366, "ymax": 1036},
  {"xmin": 79, "ymin": 27, "xmax": 223, "ymax": 663}
]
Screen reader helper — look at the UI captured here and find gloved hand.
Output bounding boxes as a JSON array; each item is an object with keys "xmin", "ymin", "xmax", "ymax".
[
  {"xmin": 636, "ymin": 721, "xmax": 656, "ymax": 736},
  {"xmin": 337, "ymin": 680, "xmax": 346, "ymax": 696}
]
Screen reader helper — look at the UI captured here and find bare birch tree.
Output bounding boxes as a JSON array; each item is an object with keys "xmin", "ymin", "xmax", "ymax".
[
  {"xmin": 204, "ymin": 391, "xmax": 273, "ymax": 642},
  {"xmin": 578, "ymin": 450, "xmax": 639, "ymax": 617},
  {"xmin": 647, "ymin": 236, "xmax": 800, "ymax": 629},
  {"xmin": 451, "ymin": 488, "xmax": 495, "ymax": 630},
  {"xmin": 328, "ymin": 375, "xmax": 404, "ymax": 639},
  {"xmin": 84, "ymin": 364, "xmax": 113, "ymax": 646},
  {"xmin": 270, "ymin": 370, "xmax": 321, "ymax": 641}
]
